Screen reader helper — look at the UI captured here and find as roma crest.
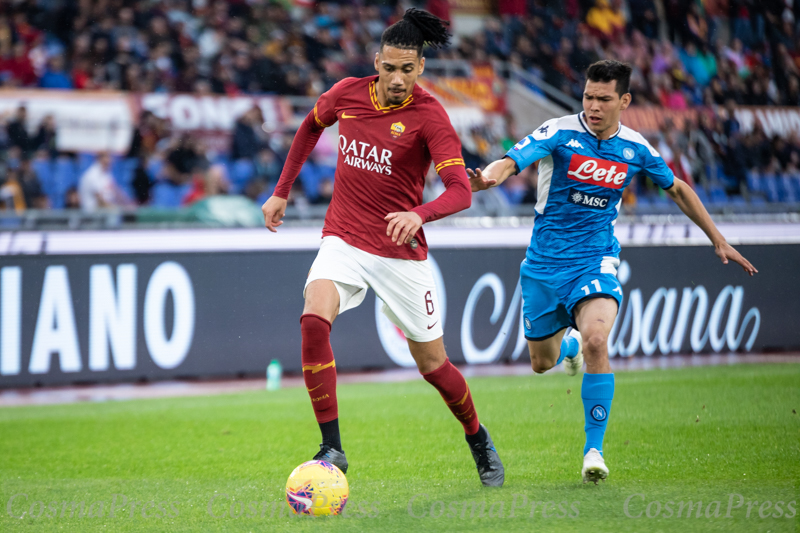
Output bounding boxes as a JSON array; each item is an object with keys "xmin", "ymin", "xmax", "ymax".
[{"xmin": 390, "ymin": 122, "xmax": 405, "ymax": 138}]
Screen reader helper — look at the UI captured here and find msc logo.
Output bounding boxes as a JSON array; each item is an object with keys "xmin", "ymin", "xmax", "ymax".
[
  {"xmin": 390, "ymin": 122, "xmax": 405, "ymax": 137},
  {"xmin": 568, "ymin": 188, "xmax": 610, "ymax": 209},
  {"xmin": 567, "ymin": 154, "xmax": 629, "ymax": 189},
  {"xmin": 566, "ymin": 139, "xmax": 584, "ymax": 150}
]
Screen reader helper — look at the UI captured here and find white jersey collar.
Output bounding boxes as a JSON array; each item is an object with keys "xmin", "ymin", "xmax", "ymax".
[{"xmin": 579, "ymin": 112, "xmax": 621, "ymax": 140}]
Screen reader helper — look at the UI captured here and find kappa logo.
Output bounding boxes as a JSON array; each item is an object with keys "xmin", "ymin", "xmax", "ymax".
[
  {"xmin": 390, "ymin": 122, "xmax": 405, "ymax": 137},
  {"xmin": 567, "ymin": 154, "xmax": 629, "ymax": 189},
  {"xmin": 566, "ymin": 139, "xmax": 584, "ymax": 150},
  {"xmin": 568, "ymin": 187, "xmax": 610, "ymax": 209}
]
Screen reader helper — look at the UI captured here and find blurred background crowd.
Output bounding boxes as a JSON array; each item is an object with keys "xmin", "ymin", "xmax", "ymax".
[{"xmin": 0, "ymin": 0, "xmax": 798, "ymax": 216}]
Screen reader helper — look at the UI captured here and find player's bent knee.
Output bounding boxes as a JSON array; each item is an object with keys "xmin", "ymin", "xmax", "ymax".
[
  {"xmin": 529, "ymin": 353, "xmax": 556, "ymax": 374},
  {"xmin": 583, "ymin": 332, "xmax": 608, "ymax": 358}
]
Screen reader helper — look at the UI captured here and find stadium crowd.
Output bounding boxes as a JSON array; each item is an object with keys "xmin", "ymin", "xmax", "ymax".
[{"xmin": 0, "ymin": 0, "xmax": 798, "ymax": 214}]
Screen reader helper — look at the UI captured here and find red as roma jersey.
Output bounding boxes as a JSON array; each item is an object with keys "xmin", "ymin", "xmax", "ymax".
[{"xmin": 312, "ymin": 76, "xmax": 465, "ymax": 260}]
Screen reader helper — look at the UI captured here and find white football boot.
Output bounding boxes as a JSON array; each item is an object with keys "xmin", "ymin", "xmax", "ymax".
[
  {"xmin": 563, "ymin": 328, "xmax": 584, "ymax": 376},
  {"xmin": 582, "ymin": 448, "xmax": 608, "ymax": 484}
]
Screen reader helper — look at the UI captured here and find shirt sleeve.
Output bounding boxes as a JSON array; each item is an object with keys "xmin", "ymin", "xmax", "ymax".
[
  {"xmin": 422, "ymin": 104, "xmax": 465, "ymax": 175},
  {"xmin": 410, "ymin": 105, "xmax": 471, "ymax": 223},
  {"xmin": 504, "ymin": 118, "xmax": 561, "ymax": 173},
  {"xmin": 311, "ymin": 78, "xmax": 351, "ymax": 129},
  {"xmin": 639, "ymin": 141, "xmax": 675, "ymax": 189}
]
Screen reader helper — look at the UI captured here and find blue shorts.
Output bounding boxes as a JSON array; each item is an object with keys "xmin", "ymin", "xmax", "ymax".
[{"xmin": 520, "ymin": 256, "xmax": 624, "ymax": 340}]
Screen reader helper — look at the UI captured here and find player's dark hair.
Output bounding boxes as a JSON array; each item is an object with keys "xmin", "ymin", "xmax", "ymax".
[
  {"xmin": 380, "ymin": 8, "xmax": 451, "ymax": 57},
  {"xmin": 586, "ymin": 60, "xmax": 632, "ymax": 96}
]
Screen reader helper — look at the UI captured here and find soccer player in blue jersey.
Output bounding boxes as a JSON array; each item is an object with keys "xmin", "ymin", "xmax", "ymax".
[{"xmin": 468, "ymin": 60, "xmax": 757, "ymax": 484}]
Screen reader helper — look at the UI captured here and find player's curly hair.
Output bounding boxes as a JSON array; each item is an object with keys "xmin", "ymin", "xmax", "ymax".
[{"xmin": 380, "ymin": 8, "xmax": 451, "ymax": 56}]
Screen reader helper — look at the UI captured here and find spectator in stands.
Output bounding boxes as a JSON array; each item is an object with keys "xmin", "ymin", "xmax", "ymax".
[
  {"xmin": 131, "ymin": 158, "xmax": 154, "ymax": 206},
  {"xmin": 2, "ymin": 42, "xmax": 37, "ymax": 87},
  {"xmin": 230, "ymin": 106, "xmax": 263, "ymax": 160},
  {"xmin": 0, "ymin": 169, "xmax": 25, "ymax": 212},
  {"xmin": 78, "ymin": 152, "xmax": 124, "ymax": 211},
  {"xmin": 64, "ymin": 187, "xmax": 81, "ymax": 209},
  {"xmin": 18, "ymin": 157, "xmax": 47, "ymax": 209},
  {"xmin": 165, "ymin": 135, "xmax": 201, "ymax": 185},
  {"xmin": 6, "ymin": 105, "xmax": 31, "ymax": 154},
  {"xmin": 32, "ymin": 114, "xmax": 58, "ymax": 157},
  {"xmin": 39, "ymin": 55, "xmax": 73, "ymax": 89},
  {"xmin": 253, "ymin": 147, "xmax": 282, "ymax": 185},
  {"xmin": 183, "ymin": 164, "xmax": 230, "ymax": 205},
  {"xmin": 586, "ymin": 0, "xmax": 626, "ymax": 42}
]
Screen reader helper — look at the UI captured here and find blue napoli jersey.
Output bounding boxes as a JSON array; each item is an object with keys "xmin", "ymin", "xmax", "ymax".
[{"xmin": 505, "ymin": 113, "xmax": 675, "ymax": 263}]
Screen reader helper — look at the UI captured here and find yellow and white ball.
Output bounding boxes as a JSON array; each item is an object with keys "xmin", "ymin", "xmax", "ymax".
[{"xmin": 285, "ymin": 460, "xmax": 349, "ymax": 516}]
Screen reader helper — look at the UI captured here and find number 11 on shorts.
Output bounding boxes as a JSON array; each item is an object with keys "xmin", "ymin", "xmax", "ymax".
[{"xmin": 581, "ymin": 279, "xmax": 602, "ymax": 295}]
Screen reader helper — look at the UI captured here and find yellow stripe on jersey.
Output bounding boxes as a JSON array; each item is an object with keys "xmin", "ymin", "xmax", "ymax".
[
  {"xmin": 435, "ymin": 158, "xmax": 465, "ymax": 173},
  {"xmin": 313, "ymin": 105, "xmax": 331, "ymax": 128}
]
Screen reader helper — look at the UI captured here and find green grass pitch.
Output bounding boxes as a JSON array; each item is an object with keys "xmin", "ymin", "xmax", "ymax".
[{"xmin": 1, "ymin": 363, "xmax": 798, "ymax": 532}]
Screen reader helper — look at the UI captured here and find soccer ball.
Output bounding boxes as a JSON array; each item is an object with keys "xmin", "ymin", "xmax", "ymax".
[{"xmin": 285, "ymin": 460, "xmax": 349, "ymax": 516}]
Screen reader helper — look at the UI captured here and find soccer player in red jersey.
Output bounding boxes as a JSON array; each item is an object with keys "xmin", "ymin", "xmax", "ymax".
[{"xmin": 262, "ymin": 9, "xmax": 503, "ymax": 486}]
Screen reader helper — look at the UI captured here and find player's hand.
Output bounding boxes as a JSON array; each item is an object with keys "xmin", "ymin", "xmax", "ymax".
[
  {"xmin": 467, "ymin": 167, "xmax": 497, "ymax": 192},
  {"xmin": 262, "ymin": 196, "xmax": 287, "ymax": 232},
  {"xmin": 714, "ymin": 241, "xmax": 758, "ymax": 276},
  {"xmin": 384, "ymin": 211, "xmax": 423, "ymax": 246}
]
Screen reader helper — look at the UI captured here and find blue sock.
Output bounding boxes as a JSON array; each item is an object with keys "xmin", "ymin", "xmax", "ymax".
[
  {"xmin": 581, "ymin": 373, "xmax": 614, "ymax": 455},
  {"xmin": 556, "ymin": 333, "xmax": 580, "ymax": 365}
]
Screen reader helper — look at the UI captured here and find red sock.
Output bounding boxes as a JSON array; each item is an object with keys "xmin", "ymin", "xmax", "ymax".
[
  {"xmin": 300, "ymin": 314, "xmax": 338, "ymax": 423},
  {"xmin": 422, "ymin": 358, "xmax": 480, "ymax": 435}
]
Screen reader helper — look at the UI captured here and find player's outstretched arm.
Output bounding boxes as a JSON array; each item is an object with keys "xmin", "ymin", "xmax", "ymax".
[
  {"xmin": 665, "ymin": 180, "xmax": 758, "ymax": 276},
  {"xmin": 467, "ymin": 157, "xmax": 517, "ymax": 192},
  {"xmin": 261, "ymin": 195, "xmax": 287, "ymax": 232}
]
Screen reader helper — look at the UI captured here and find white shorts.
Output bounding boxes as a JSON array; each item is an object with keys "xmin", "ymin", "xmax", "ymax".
[{"xmin": 304, "ymin": 236, "xmax": 443, "ymax": 343}]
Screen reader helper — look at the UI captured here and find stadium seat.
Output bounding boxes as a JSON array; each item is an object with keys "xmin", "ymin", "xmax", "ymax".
[
  {"xmin": 112, "ymin": 157, "xmax": 138, "ymax": 198},
  {"xmin": 76, "ymin": 152, "xmax": 96, "ymax": 176},
  {"xmin": 52, "ymin": 157, "xmax": 78, "ymax": 208},
  {"xmin": 762, "ymin": 175, "xmax": 781, "ymax": 202},
  {"xmin": 230, "ymin": 159, "xmax": 255, "ymax": 193},
  {"xmin": 708, "ymin": 183, "xmax": 728, "ymax": 204},
  {"xmin": 729, "ymin": 195, "xmax": 747, "ymax": 206},
  {"xmin": 146, "ymin": 159, "xmax": 164, "ymax": 181},
  {"xmin": 746, "ymin": 171, "xmax": 761, "ymax": 194},
  {"xmin": 778, "ymin": 175, "xmax": 797, "ymax": 203},
  {"xmin": 694, "ymin": 188, "xmax": 710, "ymax": 204},
  {"xmin": 32, "ymin": 159, "xmax": 55, "ymax": 198},
  {"xmin": 790, "ymin": 174, "xmax": 800, "ymax": 199},
  {"xmin": 151, "ymin": 181, "xmax": 192, "ymax": 208}
]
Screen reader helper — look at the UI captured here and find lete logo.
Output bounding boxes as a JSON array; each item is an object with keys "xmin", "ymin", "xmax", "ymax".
[{"xmin": 567, "ymin": 154, "xmax": 628, "ymax": 189}]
